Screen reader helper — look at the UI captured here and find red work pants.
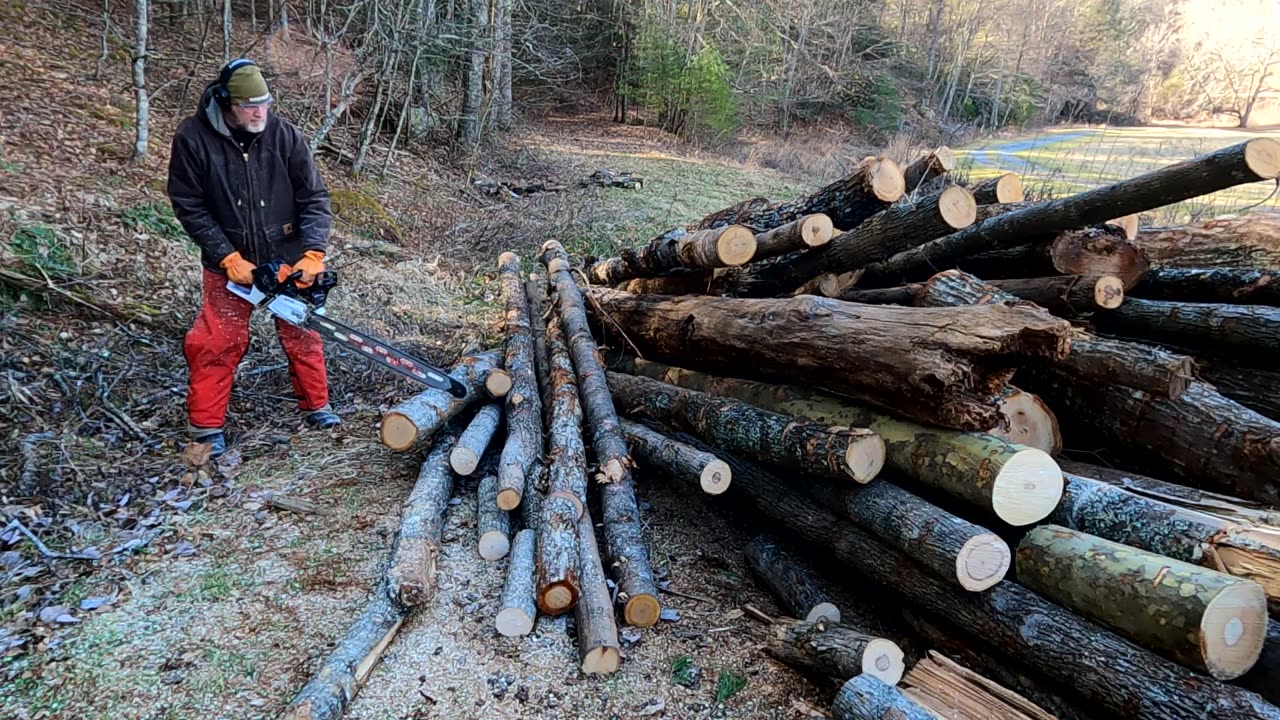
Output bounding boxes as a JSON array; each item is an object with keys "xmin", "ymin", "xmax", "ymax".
[{"xmin": 184, "ymin": 268, "xmax": 329, "ymax": 429}]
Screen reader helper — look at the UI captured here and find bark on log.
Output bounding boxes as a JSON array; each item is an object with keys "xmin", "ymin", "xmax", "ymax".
[
  {"xmin": 279, "ymin": 581, "xmax": 406, "ymax": 720},
  {"xmin": 617, "ymin": 271, "xmax": 713, "ymax": 296},
  {"xmin": 1135, "ymin": 213, "xmax": 1280, "ymax": 269},
  {"xmin": 587, "ymin": 225, "xmax": 757, "ymax": 285},
  {"xmin": 858, "ymin": 138, "xmax": 1280, "ymax": 284},
  {"xmin": 385, "ymin": 433, "xmax": 456, "ymax": 607},
  {"xmin": 970, "ymin": 173, "xmax": 1025, "ymax": 204},
  {"xmin": 745, "ymin": 534, "xmax": 842, "ymax": 623},
  {"xmin": 609, "ymin": 372, "xmax": 886, "ymax": 484},
  {"xmin": 1238, "ymin": 619, "xmax": 1280, "ymax": 706},
  {"xmin": 902, "ymin": 650, "xmax": 1059, "ymax": 720},
  {"xmin": 995, "ymin": 386, "xmax": 1062, "ymax": 456},
  {"xmin": 833, "ymin": 285, "xmax": 920, "ymax": 305},
  {"xmin": 618, "ymin": 358, "xmax": 1062, "ymax": 526},
  {"xmin": 450, "ymin": 403, "xmax": 503, "ymax": 476},
  {"xmin": 768, "ymin": 618, "xmax": 905, "ymax": 686},
  {"xmin": 719, "ymin": 458, "xmax": 1280, "ymax": 720},
  {"xmin": 691, "ymin": 156, "xmax": 905, "ymax": 232},
  {"xmin": 495, "ymin": 528, "xmax": 537, "ymax": 637},
  {"xmin": 477, "ymin": 474, "xmax": 511, "ymax": 560},
  {"xmin": 902, "ymin": 147, "xmax": 956, "ymax": 191},
  {"xmin": 536, "ymin": 492, "xmax": 581, "ymax": 615},
  {"xmin": 1199, "ymin": 360, "xmax": 1280, "ymax": 422},
  {"xmin": 526, "ymin": 273, "xmax": 552, "ymax": 408},
  {"xmin": 1128, "ymin": 268, "xmax": 1280, "ymax": 307},
  {"xmin": 380, "ymin": 351, "xmax": 506, "ymax": 451},
  {"xmin": 833, "ymin": 674, "xmax": 934, "ymax": 720},
  {"xmin": 621, "ymin": 418, "xmax": 732, "ymax": 495},
  {"xmin": 954, "ymin": 226, "xmax": 1149, "ymax": 290},
  {"xmin": 753, "ymin": 214, "xmax": 835, "ymax": 259},
  {"xmin": 1016, "ymin": 524, "xmax": 1269, "ymax": 680},
  {"xmin": 575, "ymin": 507, "xmax": 621, "ymax": 674},
  {"xmin": 542, "ymin": 241, "xmax": 660, "ymax": 628},
  {"xmin": 1091, "ymin": 298, "xmax": 1280, "ymax": 358},
  {"xmin": 588, "ymin": 287, "xmax": 1071, "ymax": 431},
  {"xmin": 990, "ymin": 275, "xmax": 1126, "ymax": 316},
  {"xmin": 496, "ymin": 252, "xmax": 541, "ymax": 511},
  {"xmin": 545, "ymin": 314, "xmax": 587, "ymax": 517}
]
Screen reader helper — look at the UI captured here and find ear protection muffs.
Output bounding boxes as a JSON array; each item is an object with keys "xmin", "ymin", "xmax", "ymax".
[{"xmin": 212, "ymin": 58, "xmax": 259, "ymax": 110}]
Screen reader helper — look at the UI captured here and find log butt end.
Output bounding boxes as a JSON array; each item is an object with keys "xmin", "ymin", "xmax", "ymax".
[
  {"xmin": 716, "ymin": 225, "xmax": 757, "ymax": 266},
  {"xmin": 955, "ymin": 533, "xmax": 1012, "ymax": 591},
  {"xmin": 450, "ymin": 447, "xmax": 479, "ymax": 476},
  {"xmin": 581, "ymin": 646, "xmax": 621, "ymax": 675},
  {"xmin": 803, "ymin": 602, "xmax": 841, "ymax": 624},
  {"xmin": 498, "ymin": 251, "xmax": 519, "ymax": 267},
  {"xmin": 486, "ymin": 369, "xmax": 514, "ymax": 398},
  {"xmin": 1244, "ymin": 137, "xmax": 1280, "ymax": 180},
  {"xmin": 994, "ymin": 389, "xmax": 1062, "ymax": 456},
  {"xmin": 538, "ymin": 583, "xmax": 580, "ymax": 615},
  {"xmin": 1094, "ymin": 275, "xmax": 1126, "ymax": 309},
  {"xmin": 479, "ymin": 531, "xmax": 511, "ymax": 561},
  {"xmin": 869, "ymin": 157, "xmax": 906, "ymax": 202},
  {"xmin": 994, "ymin": 172, "xmax": 1024, "ymax": 203},
  {"xmin": 843, "ymin": 433, "xmax": 887, "ymax": 484},
  {"xmin": 862, "ymin": 638, "xmax": 907, "ymax": 687},
  {"xmin": 700, "ymin": 459, "xmax": 733, "ymax": 495},
  {"xmin": 623, "ymin": 593, "xmax": 662, "ymax": 628},
  {"xmin": 379, "ymin": 413, "xmax": 419, "ymax": 452},
  {"xmin": 991, "ymin": 448, "xmax": 1064, "ymax": 526},
  {"xmin": 495, "ymin": 607, "xmax": 534, "ymax": 637},
  {"xmin": 938, "ymin": 185, "xmax": 978, "ymax": 229},
  {"xmin": 1106, "ymin": 214, "xmax": 1139, "ymax": 239},
  {"xmin": 1202, "ymin": 580, "xmax": 1269, "ymax": 680},
  {"xmin": 496, "ymin": 487, "xmax": 522, "ymax": 512},
  {"xmin": 801, "ymin": 214, "xmax": 835, "ymax": 247}
]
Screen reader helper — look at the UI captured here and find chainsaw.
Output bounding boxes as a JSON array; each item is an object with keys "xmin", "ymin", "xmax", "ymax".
[{"xmin": 226, "ymin": 262, "xmax": 468, "ymax": 398}]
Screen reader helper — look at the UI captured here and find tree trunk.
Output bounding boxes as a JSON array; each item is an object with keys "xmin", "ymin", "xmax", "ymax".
[
  {"xmin": 996, "ymin": 386, "xmax": 1062, "ymax": 456},
  {"xmin": 690, "ymin": 156, "xmax": 906, "ymax": 232},
  {"xmin": 833, "ymin": 674, "xmax": 934, "ymax": 720},
  {"xmin": 495, "ymin": 528, "xmax": 537, "ymax": 637},
  {"xmin": 1016, "ymin": 524, "xmax": 1268, "ymax": 680},
  {"xmin": 492, "ymin": 0, "xmax": 513, "ymax": 130},
  {"xmin": 1128, "ymin": 268, "xmax": 1280, "ymax": 307},
  {"xmin": 221, "ymin": 0, "xmax": 229, "ymax": 62},
  {"xmin": 768, "ymin": 618, "xmax": 906, "ymax": 687},
  {"xmin": 496, "ymin": 253, "xmax": 542, "ymax": 511},
  {"xmin": 618, "ymin": 359, "xmax": 1063, "ymax": 527},
  {"xmin": 718, "ymin": 458, "xmax": 1280, "ymax": 720},
  {"xmin": 989, "ymin": 275, "xmax": 1126, "ymax": 316},
  {"xmin": 970, "ymin": 173, "xmax": 1024, "ymax": 204},
  {"xmin": 902, "ymin": 650, "xmax": 1060, "ymax": 720},
  {"xmin": 380, "ymin": 350, "xmax": 509, "ymax": 451},
  {"xmin": 575, "ymin": 507, "xmax": 621, "ymax": 674},
  {"xmin": 1134, "ymin": 214, "xmax": 1280, "ymax": 269},
  {"xmin": 587, "ymin": 287, "xmax": 1071, "ymax": 431},
  {"xmin": 458, "ymin": 0, "xmax": 488, "ymax": 145},
  {"xmin": 745, "ymin": 535, "xmax": 842, "ymax": 623},
  {"xmin": 1198, "ymin": 360, "xmax": 1280, "ymax": 422},
  {"xmin": 526, "ymin": 274, "xmax": 552, "ymax": 408},
  {"xmin": 541, "ymin": 241, "xmax": 660, "ymax": 627},
  {"xmin": 131, "ymin": 0, "xmax": 149, "ymax": 161},
  {"xmin": 1091, "ymin": 298, "xmax": 1280, "ymax": 358},
  {"xmin": 954, "ymin": 226, "xmax": 1149, "ymax": 290},
  {"xmin": 545, "ymin": 314, "xmax": 587, "ymax": 516},
  {"xmin": 477, "ymin": 474, "xmax": 511, "ymax": 560},
  {"xmin": 621, "ymin": 419, "xmax": 731, "ymax": 495},
  {"xmin": 901, "ymin": 147, "xmax": 956, "ymax": 192},
  {"xmin": 586, "ymin": 225, "xmax": 757, "ymax": 286},
  {"xmin": 752, "ymin": 214, "xmax": 835, "ymax": 259},
  {"xmin": 449, "ymin": 403, "xmax": 502, "ymax": 475},
  {"xmin": 536, "ymin": 492, "xmax": 581, "ymax": 615},
  {"xmin": 385, "ymin": 433, "xmax": 456, "ymax": 607},
  {"xmin": 862, "ymin": 138, "xmax": 1280, "ymax": 285}
]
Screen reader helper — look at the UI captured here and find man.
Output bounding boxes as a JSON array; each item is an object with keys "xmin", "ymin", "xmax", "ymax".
[{"xmin": 167, "ymin": 58, "xmax": 340, "ymax": 458}]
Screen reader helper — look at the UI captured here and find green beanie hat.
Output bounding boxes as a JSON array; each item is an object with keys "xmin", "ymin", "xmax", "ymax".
[{"xmin": 226, "ymin": 63, "xmax": 272, "ymax": 107}]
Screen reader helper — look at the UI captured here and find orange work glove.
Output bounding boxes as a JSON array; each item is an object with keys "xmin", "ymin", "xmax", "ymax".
[
  {"xmin": 293, "ymin": 250, "xmax": 325, "ymax": 287},
  {"xmin": 219, "ymin": 251, "xmax": 256, "ymax": 286}
]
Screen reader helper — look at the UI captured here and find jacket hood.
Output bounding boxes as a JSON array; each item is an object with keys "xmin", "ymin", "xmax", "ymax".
[{"xmin": 197, "ymin": 83, "xmax": 234, "ymax": 139}]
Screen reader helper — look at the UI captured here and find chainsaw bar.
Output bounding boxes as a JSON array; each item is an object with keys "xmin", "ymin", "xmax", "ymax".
[{"xmin": 305, "ymin": 312, "xmax": 468, "ymax": 398}]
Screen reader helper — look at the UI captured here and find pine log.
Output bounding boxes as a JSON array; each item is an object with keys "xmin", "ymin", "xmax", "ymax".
[
  {"xmin": 1198, "ymin": 360, "xmax": 1280, "ymax": 422},
  {"xmin": 858, "ymin": 138, "xmax": 1280, "ymax": 285},
  {"xmin": 621, "ymin": 418, "xmax": 732, "ymax": 495},
  {"xmin": 525, "ymin": 273, "xmax": 552, "ymax": 408},
  {"xmin": 995, "ymin": 386, "xmax": 1062, "ymax": 456},
  {"xmin": 746, "ymin": 534, "xmax": 842, "ymax": 623},
  {"xmin": 989, "ymin": 275, "xmax": 1126, "ymax": 316},
  {"xmin": 691, "ymin": 156, "xmax": 905, "ymax": 232},
  {"xmin": 970, "ymin": 173, "xmax": 1025, "ymax": 204},
  {"xmin": 618, "ymin": 359, "xmax": 1063, "ymax": 526},
  {"xmin": 380, "ymin": 351, "xmax": 506, "ymax": 451},
  {"xmin": 536, "ymin": 492, "xmax": 581, "ymax": 615},
  {"xmin": 279, "ymin": 581, "xmax": 406, "ymax": 720},
  {"xmin": 1238, "ymin": 618, "xmax": 1280, "ymax": 706},
  {"xmin": 542, "ymin": 241, "xmax": 660, "ymax": 627},
  {"xmin": 587, "ymin": 287, "xmax": 1072, "ymax": 431},
  {"xmin": 768, "ymin": 618, "xmax": 905, "ymax": 686},
  {"xmin": 719, "ymin": 458, "xmax": 1280, "ymax": 720},
  {"xmin": 753, "ymin": 214, "xmax": 835, "ymax": 259},
  {"xmin": 385, "ymin": 433, "xmax": 456, "ymax": 607},
  {"xmin": 586, "ymin": 225, "xmax": 757, "ymax": 285},
  {"xmin": 496, "ymin": 252, "xmax": 541, "ymax": 511},
  {"xmin": 545, "ymin": 314, "xmax": 587, "ymax": 517},
  {"xmin": 1128, "ymin": 267, "xmax": 1280, "ymax": 307},
  {"xmin": 1091, "ymin": 298, "xmax": 1280, "ymax": 357},
  {"xmin": 833, "ymin": 674, "xmax": 935, "ymax": 720},
  {"xmin": 954, "ymin": 226, "xmax": 1149, "ymax": 290},
  {"xmin": 1135, "ymin": 213, "xmax": 1280, "ymax": 269},
  {"xmin": 495, "ymin": 528, "xmax": 537, "ymax": 637},
  {"xmin": 449, "ymin": 403, "xmax": 502, "ymax": 475},
  {"xmin": 1016, "ymin": 524, "xmax": 1268, "ymax": 680},
  {"xmin": 609, "ymin": 372, "xmax": 885, "ymax": 484},
  {"xmin": 901, "ymin": 650, "xmax": 1058, "ymax": 720},
  {"xmin": 477, "ymin": 474, "xmax": 511, "ymax": 560},
  {"xmin": 575, "ymin": 507, "xmax": 621, "ymax": 674}
]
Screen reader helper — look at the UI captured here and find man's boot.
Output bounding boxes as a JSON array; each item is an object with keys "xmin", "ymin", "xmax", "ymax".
[
  {"xmin": 189, "ymin": 428, "xmax": 227, "ymax": 459},
  {"xmin": 304, "ymin": 406, "xmax": 341, "ymax": 429}
]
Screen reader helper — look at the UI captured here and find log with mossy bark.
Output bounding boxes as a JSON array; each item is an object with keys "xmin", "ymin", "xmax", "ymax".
[
  {"xmin": 384, "ymin": 433, "xmax": 456, "ymax": 607},
  {"xmin": 575, "ymin": 506, "xmax": 621, "ymax": 674},
  {"xmin": 970, "ymin": 173, "xmax": 1025, "ymax": 204},
  {"xmin": 691, "ymin": 156, "xmax": 906, "ymax": 232},
  {"xmin": 621, "ymin": 418, "xmax": 732, "ymax": 495},
  {"xmin": 545, "ymin": 314, "xmax": 587, "ymax": 517},
  {"xmin": 536, "ymin": 492, "xmax": 581, "ymax": 615},
  {"xmin": 1091, "ymin": 298, "xmax": 1280, "ymax": 358},
  {"xmin": 902, "ymin": 146, "xmax": 956, "ymax": 191},
  {"xmin": 1016, "ymin": 525, "xmax": 1269, "ymax": 680},
  {"xmin": 953, "ymin": 226, "xmax": 1150, "ymax": 290},
  {"xmin": 618, "ymin": 358, "xmax": 1062, "ymax": 526},
  {"xmin": 380, "ymin": 351, "xmax": 510, "ymax": 451},
  {"xmin": 586, "ymin": 225, "xmax": 757, "ymax": 285},
  {"xmin": 833, "ymin": 674, "xmax": 935, "ymax": 720},
  {"xmin": 1135, "ymin": 212, "xmax": 1280, "ymax": 269},
  {"xmin": 1128, "ymin": 268, "xmax": 1280, "ymax": 307},
  {"xmin": 901, "ymin": 650, "xmax": 1059, "ymax": 720},
  {"xmin": 496, "ymin": 252, "xmax": 542, "ymax": 511},
  {"xmin": 989, "ymin": 275, "xmax": 1126, "ymax": 316},
  {"xmin": 769, "ymin": 618, "xmax": 905, "ymax": 687},
  {"xmin": 495, "ymin": 528, "xmax": 537, "ymax": 637},
  {"xmin": 1198, "ymin": 360, "xmax": 1280, "ymax": 422},
  {"xmin": 752, "ymin": 214, "xmax": 835, "ymax": 259},
  {"xmin": 587, "ymin": 287, "xmax": 1071, "ymax": 431},
  {"xmin": 450, "ymin": 403, "xmax": 503, "ymax": 476},
  {"xmin": 716, "ymin": 455, "xmax": 1280, "ymax": 720},
  {"xmin": 477, "ymin": 474, "xmax": 511, "ymax": 560},
  {"xmin": 542, "ymin": 241, "xmax": 660, "ymax": 627},
  {"xmin": 746, "ymin": 534, "xmax": 842, "ymax": 623}
]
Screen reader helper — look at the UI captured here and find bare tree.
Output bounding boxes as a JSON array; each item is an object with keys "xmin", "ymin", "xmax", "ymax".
[{"xmin": 132, "ymin": 0, "xmax": 149, "ymax": 161}]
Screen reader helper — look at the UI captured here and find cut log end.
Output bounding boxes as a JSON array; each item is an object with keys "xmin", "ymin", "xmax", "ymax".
[
  {"xmin": 700, "ymin": 459, "xmax": 733, "ymax": 495},
  {"xmin": 801, "ymin": 214, "xmax": 835, "ymax": 247},
  {"xmin": 1202, "ymin": 581, "xmax": 1269, "ymax": 680},
  {"xmin": 1107, "ymin": 214, "xmax": 1139, "ymax": 240},
  {"xmin": 990, "ymin": 448, "xmax": 1064, "ymax": 526},
  {"xmin": 379, "ymin": 413, "xmax": 418, "ymax": 452},
  {"xmin": 803, "ymin": 602, "xmax": 841, "ymax": 624},
  {"xmin": 539, "ymin": 583, "xmax": 579, "ymax": 614},
  {"xmin": 1244, "ymin": 137, "xmax": 1280, "ymax": 179},
  {"xmin": 993, "ymin": 389, "xmax": 1063, "ymax": 456},
  {"xmin": 843, "ymin": 434, "xmax": 887, "ymax": 484},
  {"xmin": 992, "ymin": 173, "xmax": 1024, "ymax": 203},
  {"xmin": 1094, "ymin": 275, "xmax": 1126, "ymax": 309},
  {"xmin": 623, "ymin": 593, "xmax": 662, "ymax": 628},
  {"xmin": 581, "ymin": 646, "xmax": 621, "ymax": 675},
  {"xmin": 496, "ymin": 487, "xmax": 522, "ymax": 512},
  {"xmin": 449, "ymin": 447, "xmax": 480, "ymax": 476},
  {"xmin": 939, "ymin": 185, "xmax": 978, "ymax": 229},
  {"xmin": 870, "ymin": 157, "xmax": 907, "ymax": 201},
  {"xmin": 600, "ymin": 457, "xmax": 627, "ymax": 483},
  {"xmin": 486, "ymin": 370, "xmax": 514, "ymax": 398},
  {"xmin": 497, "ymin": 251, "xmax": 519, "ymax": 266},
  {"xmin": 863, "ymin": 638, "xmax": 907, "ymax": 687},
  {"xmin": 716, "ymin": 225, "xmax": 757, "ymax": 266},
  {"xmin": 479, "ymin": 531, "xmax": 511, "ymax": 561},
  {"xmin": 956, "ymin": 533, "xmax": 1012, "ymax": 591},
  {"xmin": 495, "ymin": 607, "xmax": 534, "ymax": 637}
]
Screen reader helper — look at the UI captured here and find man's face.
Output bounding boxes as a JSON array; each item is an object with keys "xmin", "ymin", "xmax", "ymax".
[{"xmin": 229, "ymin": 102, "xmax": 270, "ymax": 133}]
